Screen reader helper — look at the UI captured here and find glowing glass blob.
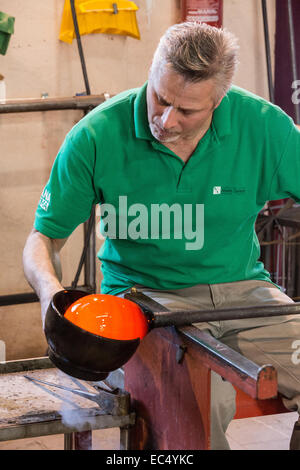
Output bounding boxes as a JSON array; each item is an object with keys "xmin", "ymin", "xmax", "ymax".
[{"xmin": 64, "ymin": 294, "xmax": 148, "ymax": 340}]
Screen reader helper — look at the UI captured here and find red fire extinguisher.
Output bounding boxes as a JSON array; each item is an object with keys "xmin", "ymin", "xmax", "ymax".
[{"xmin": 181, "ymin": 0, "xmax": 223, "ymax": 28}]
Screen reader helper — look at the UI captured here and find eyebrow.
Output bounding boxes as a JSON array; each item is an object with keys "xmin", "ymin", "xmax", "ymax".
[{"xmin": 156, "ymin": 92, "xmax": 200, "ymax": 113}]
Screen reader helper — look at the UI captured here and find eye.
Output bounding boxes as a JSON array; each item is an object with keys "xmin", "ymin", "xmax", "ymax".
[
  {"xmin": 181, "ymin": 109, "xmax": 194, "ymax": 116},
  {"xmin": 156, "ymin": 93, "xmax": 169, "ymax": 107}
]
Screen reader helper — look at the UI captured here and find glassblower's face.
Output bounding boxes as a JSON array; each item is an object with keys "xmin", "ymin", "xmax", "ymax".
[{"xmin": 147, "ymin": 67, "xmax": 218, "ymax": 144}]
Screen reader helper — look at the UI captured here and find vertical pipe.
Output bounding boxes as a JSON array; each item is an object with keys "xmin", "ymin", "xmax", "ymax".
[
  {"xmin": 287, "ymin": 0, "xmax": 300, "ymax": 123},
  {"xmin": 72, "ymin": 208, "xmax": 96, "ymax": 293},
  {"xmin": 120, "ymin": 426, "xmax": 130, "ymax": 450},
  {"xmin": 70, "ymin": 0, "xmax": 91, "ymax": 95},
  {"xmin": 282, "ymin": 226, "xmax": 286, "ymax": 291},
  {"xmin": 261, "ymin": 0, "xmax": 274, "ymax": 254},
  {"xmin": 261, "ymin": 0, "xmax": 275, "ymax": 103},
  {"xmin": 84, "ymin": 209, "xmax": 96, "ymax": 293},
  {"xmin": 64, "ymin": 432, "xmax": 75, "ymax": 450}
]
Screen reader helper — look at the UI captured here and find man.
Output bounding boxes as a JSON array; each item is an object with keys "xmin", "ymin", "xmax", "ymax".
[{"xmin": 23, "ymin": 22, "xmax": 300, "ymax": 449}]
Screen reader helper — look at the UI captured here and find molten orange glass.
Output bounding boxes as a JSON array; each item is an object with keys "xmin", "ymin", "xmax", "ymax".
[{"xmin": 64, "ymin": 294, "xmax": 149, "ymax": 341}]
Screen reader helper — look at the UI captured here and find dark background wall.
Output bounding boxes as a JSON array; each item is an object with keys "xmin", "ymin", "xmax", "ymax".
[{"xmin": 275, "ymin": 0, "xmax": 300, "ymax": 123}]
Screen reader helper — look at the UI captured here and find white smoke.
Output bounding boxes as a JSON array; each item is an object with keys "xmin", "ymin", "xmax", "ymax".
[{"xmin": 57, "ymin": 370, "xmax": 99, "ymax": 432}]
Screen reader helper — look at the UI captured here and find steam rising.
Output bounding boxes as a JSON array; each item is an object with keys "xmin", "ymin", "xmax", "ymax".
[{"xmin": 57, "ymin": 370, "xmax": 99, "ymax": 432}]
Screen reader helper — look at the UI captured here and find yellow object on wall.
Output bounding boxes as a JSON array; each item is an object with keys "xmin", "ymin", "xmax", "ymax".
[{"xmin": 59, "ymin": 0, "xmax": 140, "ymax": 43}]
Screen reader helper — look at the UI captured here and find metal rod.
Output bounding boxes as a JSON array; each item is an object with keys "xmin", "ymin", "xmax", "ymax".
[
  {"xmin": 150, "ymin": 302, "xmax": 300, "ymax": 328},
  {"xmin": 119, "ymin": 426, "xmax": 130, "ymax": 450},
  {"xmin": 24, "ymin": 375, "xmax": 99, "ymax": 401},
  {"xmin": 287, "ymin": 0, "xmax": 300, "ymax": 123},
  {"xmin": 0, "ymin": 285, "xmax": 94, "ymax": 307},
  {"xmin": 0, "ymin": 292, "xmax": 39, "ymax": 306},
  {"xmin": 70, "ymin": 0, "xmax": 91, "ymax": 96},
  {"xmin": 84, "ymin": 208, "xmax": 96, "ymax": 293},
  {"xmin": 24, "ymin": 375, "xmax": 117, "ymax": 412},
  {"xmin": 261, "ymin": 0, "xmax": 274, "ymax": 103},
  {"xmin": 72, "ymin": 207, "xmax": 96, "ymax": 292},
  {"xmin": 0, "ymin": 357, "xmax": 54, "ymax": 374},
  {"xmin": 64, "ymin": 433, "xmax": 75, "ymax": 450},
  {"xmin": 0, "ymin": 96, "xmax": 104, "ymax": 114},
  {"xmin": 125, "ymin": 290, "xmax": 300, "ymax": 326},
  {"xmin": 178, "ymin": 325, "xmax": 269, "ymax": 380}
]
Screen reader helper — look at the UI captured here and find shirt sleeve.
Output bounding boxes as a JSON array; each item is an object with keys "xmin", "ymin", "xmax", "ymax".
[
  {"xmin": 268, "ymin": 123, "xmax": 300, "ymax": 203},
  {"xmin": 34, "ymin": 129, "xmax": 99, "ymax": 239}
]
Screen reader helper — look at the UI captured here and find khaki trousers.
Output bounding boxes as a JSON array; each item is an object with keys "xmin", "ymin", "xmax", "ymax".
[{"xmin": 119, "ymin": 280, "xmax": 300, "ymax": 449}]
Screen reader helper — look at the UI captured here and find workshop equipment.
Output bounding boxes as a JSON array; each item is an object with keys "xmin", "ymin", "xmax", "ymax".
[
  {"xmin": 0, "ymin": 11, "xmax": 15, "ymax": 55},
  {"xmin": 59, "ymin": 0, "xmax": 140, "ymax": 44},
  {"xmin": 123, "ymin": 320, "xmax": 281, "ymax": 449},
  {"xmin": 0, "ymin": 357, "xmax": 134, "ymax": 450},
  {"xmin": 45, "ymin": 289, "xmax": 142, "ymax": 381},
  {"xmin": 23, "ymin": 374, "xmax": 126, "ymax": 415},
  {"xmin": 122, "ymin": 293, "xmax": 289, "ymax": 449},
  {"xmin": 181, "ymin": 0, "xmax": 223, "ymax": 28},
  {"xmin": 45, "ymin": 288, "xmax": 300, "ymax": 381}
]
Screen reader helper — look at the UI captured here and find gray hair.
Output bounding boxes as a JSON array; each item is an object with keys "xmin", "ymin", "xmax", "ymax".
[{"xmin": 150, "ymin": 22, "xmax": 239, "ymax": 103}]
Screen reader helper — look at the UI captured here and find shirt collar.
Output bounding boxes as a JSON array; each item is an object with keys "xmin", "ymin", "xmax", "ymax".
[
  {"xmin": 134, "ymin": 81, "xmax": 153, "ymax": 140},
  {"xmin": 134, "ymin": 81, "xmax": 232, "ymax": 141},
  {"xmin": 212, "ymin": 92, "xmax": 232, "ymax": 139}
]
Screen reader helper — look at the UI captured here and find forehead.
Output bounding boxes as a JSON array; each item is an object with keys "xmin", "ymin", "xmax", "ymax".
[{"xmin": 150, "ymin": 66, "xmax": 216, "ymax": 110}]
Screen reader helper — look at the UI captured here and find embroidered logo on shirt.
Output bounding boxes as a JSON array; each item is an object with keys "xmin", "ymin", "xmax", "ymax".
[
  {"xmin": 213, "ymin": 186, "xmax": 221, "ymax": 194},
  {"xmin": 213, "ymin": 186, "xmax": 246, "ymax": 195},
  {"xmin": 39, "ymin": 188, "xmax": 51, "ymax": 212}
]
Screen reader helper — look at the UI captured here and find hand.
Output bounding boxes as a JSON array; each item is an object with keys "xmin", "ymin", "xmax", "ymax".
[{"xmin": 40, "ymin": 285, "xmax": 63, "ymax": 329}]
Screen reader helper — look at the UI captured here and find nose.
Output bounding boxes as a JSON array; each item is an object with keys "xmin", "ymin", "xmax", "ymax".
[{"xmin": 161, "ymin": 106, "xmax": 178, "ymax": 129}]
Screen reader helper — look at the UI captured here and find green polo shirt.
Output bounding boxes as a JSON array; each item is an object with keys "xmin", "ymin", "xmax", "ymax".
[{"xmin": 34, "ymin": 82, "xmax": 300, "ymax": 295}]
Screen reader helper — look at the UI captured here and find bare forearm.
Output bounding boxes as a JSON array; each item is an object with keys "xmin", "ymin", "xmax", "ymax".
[{"xmin": 23, "ymin": 229, "xmax": 66, "ymax": 325}]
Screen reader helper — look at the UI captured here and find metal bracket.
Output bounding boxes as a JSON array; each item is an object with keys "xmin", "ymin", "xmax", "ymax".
[{"xmin": 176, "ymin": 345, "xmax": 187, "ymax": 364}]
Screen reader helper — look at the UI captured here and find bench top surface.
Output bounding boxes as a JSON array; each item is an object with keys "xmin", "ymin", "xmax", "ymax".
[{"xmin": 0, "ymin": 368, "xmax": 99, "ymax": 428}]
